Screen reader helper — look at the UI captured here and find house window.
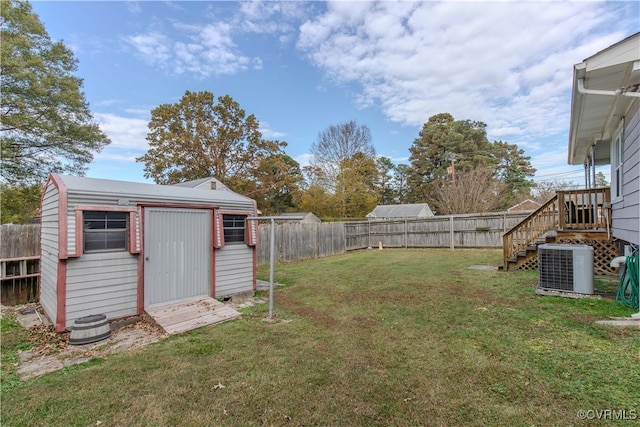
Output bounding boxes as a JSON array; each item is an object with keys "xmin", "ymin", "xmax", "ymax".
[
  {"xmin": 223, "ymin": 214, "xmax": 246, "ymax": 243},
  {"xmin": 612, "ymin": 132, "xmax": 623, "ymax": 199},
  {"xmin": 83, "ymin": 211, "xmax": 128, "ymax": 253}
]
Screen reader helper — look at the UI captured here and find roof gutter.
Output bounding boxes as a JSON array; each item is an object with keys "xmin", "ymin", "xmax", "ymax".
[{"xmin": 577, "ymin": 78, "xmax": 640, "ymax": 98}]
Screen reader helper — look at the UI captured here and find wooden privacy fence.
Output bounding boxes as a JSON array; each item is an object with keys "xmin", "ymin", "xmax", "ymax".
[
  {"xmin": 1, "ymin": 224, "xmax": 41, "ymax": 305},
  {"xmin": 256, "ymin": 212, "xmax": 531, "ymax": 265},
  {"xmin": 0, "ymin": 213, "xmax": 532, "ymax": 296},
  {"xmin": 257, "ymin": 222, "xmax": 346, "ymax": 265},
  {"xmin": 343, "ymin": 212, "xmax": 530, "ymax": 252}
]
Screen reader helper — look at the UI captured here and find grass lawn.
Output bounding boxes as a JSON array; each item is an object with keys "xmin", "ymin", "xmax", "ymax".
[{"xmin": 1, "ymin": 249, "xmax": 639, "ymax": 426}]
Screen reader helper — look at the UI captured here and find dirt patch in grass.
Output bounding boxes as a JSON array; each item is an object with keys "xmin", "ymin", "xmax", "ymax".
[
  {"xmin": 278, "ymin": 294, "xmax": 340, "ymax": 328},
  {"xmin": 1, "ymin": 303, "xmax": 168, "ymax": 381}
]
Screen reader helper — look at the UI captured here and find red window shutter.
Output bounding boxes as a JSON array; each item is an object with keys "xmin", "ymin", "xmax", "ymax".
[
  {"xmin": 129, "ymin": 208, "xmax": 141, "ymax": 254},
  {"xmin": 245, "ymin": 218, "xmax": 258, "ymax": 247},
  {"xmin": 213, "ymin": 210, "xmax": 225, "ymax": 249}
]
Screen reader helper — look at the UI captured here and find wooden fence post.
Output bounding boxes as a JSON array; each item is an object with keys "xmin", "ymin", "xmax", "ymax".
[{"xmin": 449, "ymin": 216, "xmax": 455, "ymax": 251}]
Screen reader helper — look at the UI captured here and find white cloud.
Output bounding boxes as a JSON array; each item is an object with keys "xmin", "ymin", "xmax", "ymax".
[
  {"xmin": 296, "ymin": 0, "xmax": 639, "ymax": 151},
  {"xmin": 125, "ymin": 21, "xmax": 251, "ymax": 78},
  {"xmin": 259, "ymin": 122, "xmax": 287, "ymax": 139},
  {"xmin": 94, "ymin": 113, "xmax": 149, "ymax": 152},
  {"xmin": 124, "ymin": 1, "xmax": 313, "ymax": 78},
  {"xmin": 295, "ymin": 153, "xmax": 313, "ymax": 168},
  {"xmin": 125, "ymin": 32, "xmax": 172, "ymax": 68}
]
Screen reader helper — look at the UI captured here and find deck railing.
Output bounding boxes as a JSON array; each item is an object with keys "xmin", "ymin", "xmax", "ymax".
[
  {"xmin": 557, "ymin": 187, "xmax": 611, "ymax": 231},
  {"xmin": 503, "ymin": 195, "xmax": 559, "ymax": 268},
  {"xmin": 502, "ymin": 187, "xmax": 611, "ymax": 268}
]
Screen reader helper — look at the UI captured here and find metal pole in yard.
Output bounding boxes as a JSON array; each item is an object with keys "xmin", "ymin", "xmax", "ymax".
[
  {"xmin": 248, "ymin": 215, "xmax": 304, "ymax": 321},
  {"xmin": 268, "ymin": 218, "xmax": 276, "ymax": 319}
]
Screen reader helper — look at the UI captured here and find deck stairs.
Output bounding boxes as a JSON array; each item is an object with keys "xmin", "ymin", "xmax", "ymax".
[
  {"xmin": 501, "ymin": 188, "xmax": 613, "ymax": 273},
  {"xmin": 502, "ymin": 232, "xmax": 557, "ymax": 271}
]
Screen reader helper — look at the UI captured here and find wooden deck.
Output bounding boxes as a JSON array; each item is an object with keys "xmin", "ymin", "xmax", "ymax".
[
  {"xmin": 145, "ymin": 297, "xmax": 241, "ymax": 335},
  {"xmin": 502, "ymin": 187, "xmax": 615, "ymax": 272}
]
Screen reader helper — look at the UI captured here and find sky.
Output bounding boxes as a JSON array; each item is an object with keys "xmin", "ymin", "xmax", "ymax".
[{"xmin": 30, "ymin": 0, "xmax": 639, "ymax": 186}]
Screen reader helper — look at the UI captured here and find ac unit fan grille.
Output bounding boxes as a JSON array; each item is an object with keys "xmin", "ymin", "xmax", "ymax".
[{"xmin": 539, "ymin": 248, "xmax": 574, "ymax": 292}]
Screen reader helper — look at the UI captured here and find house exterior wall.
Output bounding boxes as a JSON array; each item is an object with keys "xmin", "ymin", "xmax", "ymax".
[
  {"xmin": 612, "ymin": 100, "xmax": 640, "ymax": 245},
  {"xmin": 39, "ymin": 180, "xmax": 60, "ymax": 327}
]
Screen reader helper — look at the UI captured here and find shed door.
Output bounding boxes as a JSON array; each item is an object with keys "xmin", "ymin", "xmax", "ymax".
[{"xmin": 144, "ymin": 208, "xmax": 211, "ymax": 307}]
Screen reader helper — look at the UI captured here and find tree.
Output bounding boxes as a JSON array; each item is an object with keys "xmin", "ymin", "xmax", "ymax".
[
  {"xmin": 137, "ymin": 91, "xmax": 285, "ymax": 186},
  {"xmin": 391, "ymin": 163, "xmax": 411, "ymax": 203},
  {"xmin": 407, "ymin": 113, "xmax": 535, "ymax": 209},
  {"xmin": 595, "ymin": 171, "xmax": 608, "ymax": 188},
  {"xmin": 334, "ymin": 152, "xmax": 379, "ymax": 218},
  {"xmin": 1, "ymin": 0, "xmax": 110, "ymax": 185},
  {"xmin": 246, "ymin": 153, "xmax": 303, "ymax": 215},
  {"xmin": 376, "ymin": 156, "xmax": 396, "ymax": 205},
  {"xmin": 0, "ymin": 183, "xmax": 41, "ymax": 223},
  {"xmin": 296, "ymin": 183, "xmax": 336, "ymax": 219},
  {"xmin": 430, "ymin": 168, "xmax": 507, "ymax": 214},
  {"xmin": 532, "ymin": 179, "xmax": 580, "ymax": 203},
  {"xmin": 491, "ymin": 141, "xmax": 536, "ymax": 207},
  {"xmin": 309, "ymin": 120, "xmax": 376, "ymax": 190}
]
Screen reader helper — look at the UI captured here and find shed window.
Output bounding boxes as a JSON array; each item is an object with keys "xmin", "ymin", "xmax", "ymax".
[
  {"xmin": 83, "ymin": 211, "xmax": 128, "ymax": 253},
  {"xmin": 223, "ymin": 214, "xmax": 246, "ymax": 243}
]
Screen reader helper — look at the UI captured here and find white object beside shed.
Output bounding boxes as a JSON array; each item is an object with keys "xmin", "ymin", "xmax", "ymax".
[{"xmin": 40, "ymin": 174, "xmax": 259, "ymax": 332}]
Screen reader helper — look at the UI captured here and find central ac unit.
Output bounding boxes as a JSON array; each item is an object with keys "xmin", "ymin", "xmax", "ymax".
[{"xmin": 538, "ymin": 244, "xmax": 594, "ymax": 294}]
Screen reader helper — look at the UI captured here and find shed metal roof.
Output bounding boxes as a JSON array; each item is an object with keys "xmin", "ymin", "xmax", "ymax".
[
  {"xmin": 366, "ymin": 203, "xmax": 434, "ymax": 219},
  {"xmin": 54, "ymin": 174, "xmax": 254, "ymax": 206}
]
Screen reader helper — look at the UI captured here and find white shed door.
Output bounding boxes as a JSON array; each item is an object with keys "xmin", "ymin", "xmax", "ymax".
[{"xmin": 144, "ymin": 208, "xmax": 211, "ymax": 307}]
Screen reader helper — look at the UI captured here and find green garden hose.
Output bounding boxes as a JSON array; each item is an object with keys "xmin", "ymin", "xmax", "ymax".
[{"xmin": 616, "ymin": 251, "xmax": 639, "ymax": 309}]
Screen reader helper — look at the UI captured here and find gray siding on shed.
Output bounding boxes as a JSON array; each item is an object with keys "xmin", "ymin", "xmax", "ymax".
[
  {"xmin": 215, "ymin": 244, "xmax": 254, "ymax": 297},
  {"xmin": 65, "ymin": 252, "xmax": 138, "ymax": 328},
  {"xmin": 612, "ymin": 101, "xmax": 640, "ymax": 245},
  {"xmin": 39, "ymin": 182, "xmax": 59, "ymax": 325}
]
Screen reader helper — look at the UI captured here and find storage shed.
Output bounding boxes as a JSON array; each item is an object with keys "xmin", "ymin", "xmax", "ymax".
[
  {"xmin": 40, "ymin": 174, "xmax": 259, "ymax": 332},
  {"xmin": 366, "ymin": 203, "xmax": 434, "ymax": 220}
]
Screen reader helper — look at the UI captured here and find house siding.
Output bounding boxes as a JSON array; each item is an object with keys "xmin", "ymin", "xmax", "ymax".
[
  {"xmin": 39, "ymin": 182, "xmax": 60, "ymax": 325},
  {"xmin": 612, "ymin": 100, "xmax": 640, "ymax": 245},
  {"xmin": 65, "ymin": 252, "xmax": 138, "ymax": 328},
  {"xmin": 215, "ymin": 244, "xmax": 254, "ymax": 297}
]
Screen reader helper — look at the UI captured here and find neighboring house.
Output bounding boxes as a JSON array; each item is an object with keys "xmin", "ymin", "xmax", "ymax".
[
  {"xmin": 39, "ymin": 174, "xmax": 259, "ymax": 332},
  {"xmin": 507, "ymin": 199, "xmax": 542, "ymax": 213},
  {"xmin": 567, "ymin": 32, "xmax": 640, "ymax": 247},
  {"xmin": 366, "ymin": 203, "xmax": 434, "ymax": 220},
  {"xmin": 173, "ymin": 176, "xmax": 231, "ymax": 191},
  {"xmin": 273, "ymin": 212, "xmax": 321, "ymax": 223}
]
